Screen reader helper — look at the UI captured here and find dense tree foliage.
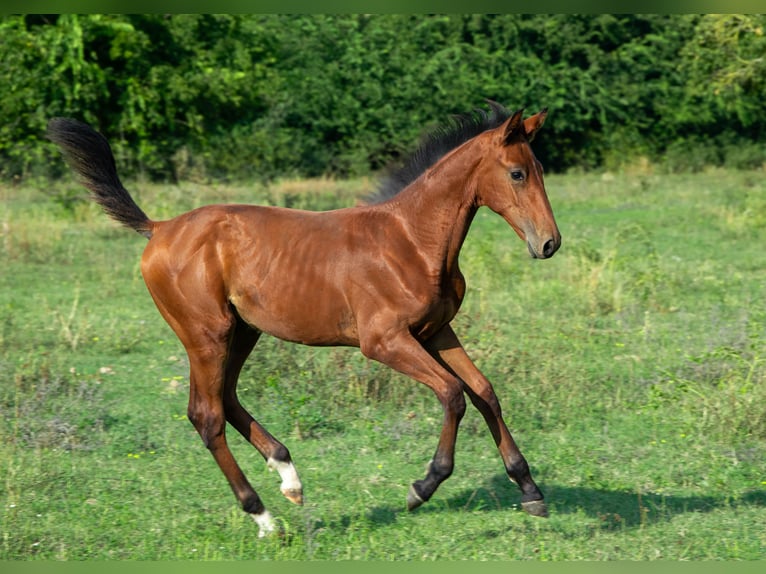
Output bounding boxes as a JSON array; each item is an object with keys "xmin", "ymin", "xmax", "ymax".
[{"xmin": 2, "ymin": 14, "xmax": 765, "ymax": 182}]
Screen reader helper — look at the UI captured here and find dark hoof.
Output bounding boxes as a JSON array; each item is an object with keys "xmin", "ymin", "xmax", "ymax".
[
  {"xmin": 406, "ymin": 485, "xmax": 424, "ymax": 511},
  {"xmin": 521, "ymin": 499, "xmax": 549, "ymax": 517}
]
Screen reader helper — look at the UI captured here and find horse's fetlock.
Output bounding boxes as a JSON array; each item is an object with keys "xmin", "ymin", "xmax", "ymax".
[
  {"xmin": 506, "ymin": 457, "xmax": 531, "ymax": 482},
  {"xmin": 241, "ymin": 494, "xmax": 266, "ymax": 515},
  {"xmin": 270, "ymin": 444, "xmax": 291, "ymax": 464},
  {"xmin": 430, "ymin": 456, "xmax": 454, "ymax": 481}
]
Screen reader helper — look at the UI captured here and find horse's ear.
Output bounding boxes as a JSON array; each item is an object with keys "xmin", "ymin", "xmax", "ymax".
[
  {"xmin": 502, "ymin": 109, "xmax": 525, "ymax": 145},
  {"xmin": 523, "ymin": 108, "xmax": 548, "ymax": 142}
]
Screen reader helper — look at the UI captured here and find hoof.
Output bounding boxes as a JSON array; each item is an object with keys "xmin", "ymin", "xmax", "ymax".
[
  {"xmin": 406, "ymin": 485, "xmax": 424, "ymax": 511},
  {"xmin": 281, "ymin": 488, "xmax": 304, "ymax": 506},
  {"xmin": 521, "ymin": 499, "xmax": 549, "ymax": 517}
]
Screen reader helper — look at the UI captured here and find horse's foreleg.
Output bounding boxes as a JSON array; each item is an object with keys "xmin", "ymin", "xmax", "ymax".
[
  {"xmin": 425, "ymin": 325, "xmax": 547, "ymax": 517},
  {"xmin": 222, "ymin": 319, "xmax": 304, "ymax": 506},
  {"xmin": 360, "ymin": 330, "xmax": 466, "ymax": 510}
]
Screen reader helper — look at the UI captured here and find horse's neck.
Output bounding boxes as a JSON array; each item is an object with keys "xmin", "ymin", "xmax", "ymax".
[{"xmin": 387, "ymin": 142, "xmax": 482, "ymax": 274}]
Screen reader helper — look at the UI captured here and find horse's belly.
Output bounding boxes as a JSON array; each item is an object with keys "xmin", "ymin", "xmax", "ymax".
[{"xmin": 229, "ymin": 289, "xmax": 359, "ymax": 347}]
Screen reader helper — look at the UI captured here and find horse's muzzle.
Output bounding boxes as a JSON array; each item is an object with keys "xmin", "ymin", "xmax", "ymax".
[{"xmin": 527, "ymin": 235, "xmax": 561, "ymax": 259}]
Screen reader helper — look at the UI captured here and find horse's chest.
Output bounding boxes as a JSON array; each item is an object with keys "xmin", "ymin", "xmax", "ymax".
[{"xmin": 412, "ymin": 273, "xmax": 465, "ymax": 340}]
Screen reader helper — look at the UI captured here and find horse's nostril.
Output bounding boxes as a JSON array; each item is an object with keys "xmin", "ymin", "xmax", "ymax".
[{"xmin": 543, "ymin": 238, "xmax": 557, "ymax": 258}]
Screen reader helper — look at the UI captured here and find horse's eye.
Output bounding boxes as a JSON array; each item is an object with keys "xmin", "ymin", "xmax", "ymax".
[{"xmin": 510, "ymin": 170, "xmax": 525, "ymax": 182}]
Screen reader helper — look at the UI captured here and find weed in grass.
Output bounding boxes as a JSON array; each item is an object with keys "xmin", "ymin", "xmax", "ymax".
[
  {"xmin": 1, "ymin": 359, "xmax": 114, "ymax": 452},
  {"xmin": 54, "ymin": 287, "xmax": 87, "ymax": 351}
]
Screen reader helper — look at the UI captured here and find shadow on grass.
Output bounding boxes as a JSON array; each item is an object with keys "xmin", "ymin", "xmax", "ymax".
[{"xmin": 357, "ymin": 474, "xmax": 766, "ymax": 530}]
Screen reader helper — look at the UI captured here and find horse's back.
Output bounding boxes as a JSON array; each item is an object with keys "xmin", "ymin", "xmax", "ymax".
[
  {"xmin": 140, "ymin": 203, "xmax": 373, "ymax": 345},
  {"xmin": 138, "ymin": 202, "xmax": 452, "ymax": 347}
]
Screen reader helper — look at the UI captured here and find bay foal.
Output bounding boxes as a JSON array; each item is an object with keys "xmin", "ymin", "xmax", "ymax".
[{"xmin": 48, "ymin": 103, "xmax": 560, "ymax": 536}]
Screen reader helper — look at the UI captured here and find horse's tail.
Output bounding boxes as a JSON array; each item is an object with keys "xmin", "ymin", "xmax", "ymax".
[{"xmin": 47, "ymin": 118, "xmax": 154, "ymax": 239}]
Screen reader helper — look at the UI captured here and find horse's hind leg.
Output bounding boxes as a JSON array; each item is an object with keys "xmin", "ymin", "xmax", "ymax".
[
  {"xmin": 149, "ymin": 290, "xmax": 279, "ymax": 536},
  {"xmin": 142, "ymin": 247, "xmax": 286, "ymax": 535},
  {"xmin": 222, "ymin": 317, "xmax": 304, "ymax": 505},
  {"xmin": 184, "ymin": 326, "xmax": 286, "ymax": 537}
]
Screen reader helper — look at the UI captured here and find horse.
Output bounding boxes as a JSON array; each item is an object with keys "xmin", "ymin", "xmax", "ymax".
[{"xmin": 47, "ymin": 102, "xmax": 561, "ymax": 537}]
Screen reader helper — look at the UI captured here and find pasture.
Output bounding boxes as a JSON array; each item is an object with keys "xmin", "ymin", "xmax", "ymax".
[{"xmin": 1, "ymin": 170, "xmax": 764, "ymax": 560}]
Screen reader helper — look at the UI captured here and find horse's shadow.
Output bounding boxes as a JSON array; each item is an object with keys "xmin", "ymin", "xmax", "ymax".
[{"xmin": 335, "ymin": 474, "xmax": 765, "ymax": 531}]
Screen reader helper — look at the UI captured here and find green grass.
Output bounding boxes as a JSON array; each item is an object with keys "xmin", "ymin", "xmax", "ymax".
[{"xmin": 1, "ymin": 171, "xmax": 764, "ymax": 560}]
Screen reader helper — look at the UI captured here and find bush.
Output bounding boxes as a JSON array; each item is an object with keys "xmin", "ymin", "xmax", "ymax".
[{"xmin": 2, "ymin": 14, "xmax": 765, "ymax": 181}]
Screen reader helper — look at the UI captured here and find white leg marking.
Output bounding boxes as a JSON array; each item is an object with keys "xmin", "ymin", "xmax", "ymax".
[
  {"xmin": 267, "ymin": 458, "xmax": 303, "ymax": 504},
  {"xmin": 252, "ymin": 510, "xmax": 277, "ymax": 538}
]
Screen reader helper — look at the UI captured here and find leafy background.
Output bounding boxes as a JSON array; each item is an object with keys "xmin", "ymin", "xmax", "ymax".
[{"xmin": 2, "ymin": 14, "xmax": 765, "ymax": 182}]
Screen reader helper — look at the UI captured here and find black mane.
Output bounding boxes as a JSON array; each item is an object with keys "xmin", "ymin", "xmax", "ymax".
[{"xmin": 368, "ymin": 101, "xmax": 513, "ymax": 204}]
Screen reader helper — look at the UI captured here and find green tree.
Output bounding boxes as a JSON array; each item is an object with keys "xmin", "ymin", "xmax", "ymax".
[
  {"xmin": 0, "ymin": 15, "xmax": 107, "ymax": 178},
  {"xmin": 1, "ymin": 14, "xmax": 764, "ymax": 181},
  {"xmin": 680, "ymin": 14, "xmax": 766, "ymax": 128}
]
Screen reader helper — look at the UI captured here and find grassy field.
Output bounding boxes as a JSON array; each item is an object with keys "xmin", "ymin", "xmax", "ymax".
[{"xmin": 0, "ymin": 170, "xmax": 764, "ymax": 560}]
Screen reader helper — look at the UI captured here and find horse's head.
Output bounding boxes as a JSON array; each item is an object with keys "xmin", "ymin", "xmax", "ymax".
[{"xmin": 475, "ymin": 108, "xmax": 561, "ymax": 259}]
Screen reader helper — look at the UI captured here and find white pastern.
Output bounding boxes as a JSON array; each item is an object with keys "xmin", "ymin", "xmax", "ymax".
[
  {"xmin": 267, "ymin": 457, "xmax": 303, "ymax": 502},
  {"xmin": 252, "ymin": 510, "xmax": 277, "ymax": 538}
]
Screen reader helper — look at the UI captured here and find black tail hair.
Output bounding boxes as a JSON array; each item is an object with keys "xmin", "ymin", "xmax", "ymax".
[{"xmin": 47, "ymin": 118, "xmax": 152, "ymax": 238}]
